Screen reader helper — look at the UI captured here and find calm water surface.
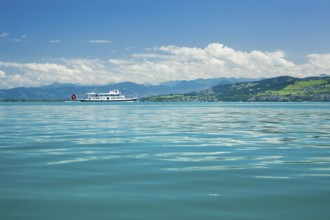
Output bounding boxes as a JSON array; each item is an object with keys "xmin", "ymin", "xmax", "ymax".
[{"xmin": 1, "ymin": 102, "xmax": 330, "ymax": 220}]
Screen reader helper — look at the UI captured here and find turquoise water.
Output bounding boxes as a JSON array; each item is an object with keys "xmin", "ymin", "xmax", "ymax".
[{"xmin": 1, "ymin": 102, "xmax": 330, "ymax": 220}]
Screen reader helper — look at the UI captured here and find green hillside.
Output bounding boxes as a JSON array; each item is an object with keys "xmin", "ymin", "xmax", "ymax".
[{"xmin": 142, "ymin": 76, "xmax": 330, "ymax": 102}]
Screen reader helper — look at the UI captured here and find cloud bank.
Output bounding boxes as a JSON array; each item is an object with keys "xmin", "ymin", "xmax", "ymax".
[{"xmin": 0, "ymin": 43, "xmax": 329, "ymax": 88}]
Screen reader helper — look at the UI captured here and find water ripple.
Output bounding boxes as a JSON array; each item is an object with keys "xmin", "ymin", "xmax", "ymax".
[{"xmin": 1, "ymin": 102, "xmax": 330, "ymax": 220}]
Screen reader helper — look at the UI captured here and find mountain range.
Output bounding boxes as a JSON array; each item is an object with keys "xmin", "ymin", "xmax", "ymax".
[
  {"xmin": 2, "ymin": 76, "xmax": 329, "ymax": 102},
  {"xmin": 142, "ymin": 76, "xmax": 330, "ymax": 102},
  {"xmin": 0, "ymin": 77, "xmax": 256, "ymax": 101}
]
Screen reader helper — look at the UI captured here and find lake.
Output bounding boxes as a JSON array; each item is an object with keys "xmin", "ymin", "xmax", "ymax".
[{"xmin": 0, "ymin": 102, "xmax": 330, "ymax": 219}]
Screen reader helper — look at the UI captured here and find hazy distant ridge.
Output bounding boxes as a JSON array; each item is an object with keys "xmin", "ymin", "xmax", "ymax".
[{"xmin": 0, "ymin": 77, "xmax": 256, "ymax": 101}]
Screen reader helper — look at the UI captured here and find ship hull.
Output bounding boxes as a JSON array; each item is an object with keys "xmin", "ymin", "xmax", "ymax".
[{"xmin": 79, "ymin": 98, "xmax": 138, "ymax": 102}]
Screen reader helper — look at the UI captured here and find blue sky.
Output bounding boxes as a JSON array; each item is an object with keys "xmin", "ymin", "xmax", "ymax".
[{"xmin": 0, "ymin": 0, "xmax": 330, "ymax": 88}]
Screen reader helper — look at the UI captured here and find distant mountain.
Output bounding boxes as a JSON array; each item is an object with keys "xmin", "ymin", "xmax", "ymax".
[
  {"xmin": 142, "ymin": 76, "xmax": 330, "ymax": 102},
  {"xmin": 0, "ymin": 77, "xmax": 257, "ymax": 101}
]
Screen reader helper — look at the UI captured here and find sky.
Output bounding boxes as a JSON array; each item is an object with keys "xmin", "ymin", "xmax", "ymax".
[{"xmin": 0, "ymin": 0, "xmax": 330, "ymax": 89}]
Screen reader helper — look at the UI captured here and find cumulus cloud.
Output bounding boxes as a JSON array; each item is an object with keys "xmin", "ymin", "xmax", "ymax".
[
  {"xmin": 0, "ymin": 61, "xmax": 77, "ymax": 87},
  {"xmin": 0, "ymin": 58, "xmax": 120, "ymax": 88},
  {"xmin": 296, "ymin": 53, "xmax": 330, "ymax": 76},
  {"xmin": 88, "ymin": 40, "xmax": 112, "ymax": 44},
  {"xmin": 0, "ymin": 43, "xmax": 329, "ymax": 89},
  {"xmin": 0, "ymin": 61, "xmax": 72, "ymax": 74},
  {"xmin": 110, "ymin": 43, "xmax": 299, "ymax": 82},
  {"xmin": 305, "ymin": 53, "xmax": 330, "ymax": 69},
  {"xmin": 0, "ymin": 70, "xmax": 6, "ymax": 78}
]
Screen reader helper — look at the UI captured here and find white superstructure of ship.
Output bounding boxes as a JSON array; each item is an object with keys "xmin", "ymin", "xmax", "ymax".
[{"xmin": 72, "ymin": 89, "xmax": 137, "ymax": 102}]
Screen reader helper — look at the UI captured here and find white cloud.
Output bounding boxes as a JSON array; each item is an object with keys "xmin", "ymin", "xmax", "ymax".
[
  {"xmin": 297, "ymin": 53, "xmax": 330, "ymax": 76},
  {"xmin": 0, "ymin": 61, "xmax": 78, "ymax": 88},
  {"xmin": 0, "ymin": 70, "xmax": 6, "ymax": 78},
  {"xmin": 50, "ymin": 39, "xmax": 61, "ymax": 44},
  {"xmin": 0, "ymin": 43, "xmax": 329, "ymax": 89},
  {"xmin": 109, "ymin": 43, "xmax": 300, "ymax": 82},
  {"xmin": 88, "ymin": 40, "xmax": 112, "ymax": 44},
  {"xmin": 0, "ymin": 61, "xmax": 73, "ymax": 74},
  {"xmin": 0, "ymin": 59, "xmax": 118, "ymax": 88},
  {"xmin": 0, "ymin": 32, "xmax": 8, "ymax": 38},
  {"xmin": 109, "ymin": 59, "xmax": 133, "ymax": 65},
  {"xmin": 13, "ymin": 34, "xmax": 28, "ymax": 43},
  {"xmin": 305, "ymin": 53, "xmax": 330, "ymax": 69}
]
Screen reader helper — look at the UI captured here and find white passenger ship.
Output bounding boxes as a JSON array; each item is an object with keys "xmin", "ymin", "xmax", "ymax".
[{"xmin": 72, "ymin": 89, "xmax": 137, "ymax": 102}]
